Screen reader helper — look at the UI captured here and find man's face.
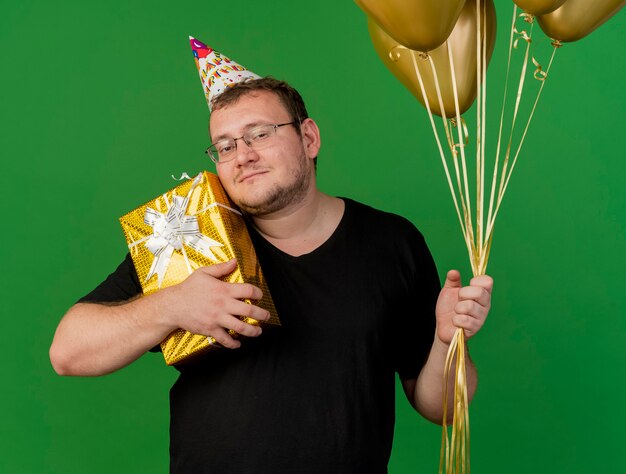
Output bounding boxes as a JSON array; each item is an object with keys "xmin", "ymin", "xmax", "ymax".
[{"xmin": 209, "ymin": 91, "xmax": 317, "ymax": 216}]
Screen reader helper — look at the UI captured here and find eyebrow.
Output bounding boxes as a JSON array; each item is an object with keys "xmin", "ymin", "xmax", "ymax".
[{"xmin": 211, "ymin": 121, "xmax": 268, "ymax": 142}]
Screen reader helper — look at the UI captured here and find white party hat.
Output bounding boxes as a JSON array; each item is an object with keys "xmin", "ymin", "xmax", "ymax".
[{"xmin": 189, "ymin": 36, "xmax": 261, "ymax": 111}]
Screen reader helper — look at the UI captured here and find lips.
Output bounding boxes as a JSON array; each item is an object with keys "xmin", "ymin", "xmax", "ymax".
[{"xmin": 237, "ymin": 170, "xmax": 268, "ymax": 183}]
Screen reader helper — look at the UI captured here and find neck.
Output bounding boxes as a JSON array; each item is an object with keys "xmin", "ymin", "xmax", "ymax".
[{"xmin": 249, "ymin": 188, "xmax": 344, "ymax": 256}]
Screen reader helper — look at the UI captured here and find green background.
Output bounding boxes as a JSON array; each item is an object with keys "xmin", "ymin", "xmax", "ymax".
[{"xmin": 2, "ymin": 1, "xmax": 624, "ymax": 472}]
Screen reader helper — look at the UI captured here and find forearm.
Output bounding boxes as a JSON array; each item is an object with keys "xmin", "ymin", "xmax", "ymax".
[
  {"xmin": 50, "ymin": 260, "xmax": 272, "ymax": 376},
  {"xmin": 49, "ymin": 291, "xmax": 176, "ymax": 376},
  {"xmin": 414, "ymin": 336, "xmax": 478, "ymax": 424}
]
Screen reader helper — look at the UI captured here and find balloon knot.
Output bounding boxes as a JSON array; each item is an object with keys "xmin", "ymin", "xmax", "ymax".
[{"xmin": 388, "ymin": 45, "xmax": 407, "ymax": 62}]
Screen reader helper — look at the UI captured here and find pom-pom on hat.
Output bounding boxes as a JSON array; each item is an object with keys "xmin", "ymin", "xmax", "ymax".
[{"xmin": 189, "ymin": 36, "xmax": 261, "ymax": 112}]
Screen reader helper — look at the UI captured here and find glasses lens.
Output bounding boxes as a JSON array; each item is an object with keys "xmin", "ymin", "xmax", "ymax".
[
  {"xmin": 206, "ymin": 145, "xmax": 220, "ymax": 163},
  {"xmin": 212, "ymin": 140, "xmax": 237, "ymax": 162},
  {"xmin": 245, "ymin": 124, "xmax": 276, "ymax": 145}
]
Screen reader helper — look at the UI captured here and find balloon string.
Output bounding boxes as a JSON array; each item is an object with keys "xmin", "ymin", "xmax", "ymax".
[
  {"xmin": 440, "ymin": 328, "xmax": 458, "ymax": 474},
  {"xmin": 484, "ymin": 8, "xmax": 533, "ymax": 272},
  {"xmin": 444, "ymin": 118, "xmax": 469, "ymax": 152},
  {"xmin": 399, "ymin": 48, "xmax": 470, "ymax": 255},
  {"xmin": 485, "ymin": 43, "xmax": 559, "ymax": 247},
  {"xmin": 501, "ymin": 45, "xmax": 558, "ymax": 195},
  {"xmin": 458, "ymin": 329, "xmax": 468, "ymax": 473},
  {"xmin": 428, "ymin": 52, "xmax": 476, "ymax": 274},
  {"xmin": 430, "ymin": 52, "xmax": 476, "ymax": 271},
  {"xmin": 497, "ymin": 16, "xmax": 533, "ymax": 201},
  {"xmin": 479, "ymin": 0, "xmax": 488, "ymax": 274},
  {"xmin": 443, "ymin": 41, "xmax": 477, "ymax": 273},
  {"xmin": 439, "ymin": 328, "xmax": 469, "ymax": 474},
  {"xmin": 484, "ymin": 18, "xmax": 560, "ymax": 253},
  {"xmin": 427, "ymin": 50, "xmax": 473, "ymax": 276},
  {"xmin": 486, "ymin": 5, "xmax": 518, "ymax": 254},
  {"xmin": 481, "ymin": 14, "xmax": 535, "ymax": 268},
  {"xmin": 488, "ymin": 12, "xmax": 533, "ymax": 259},
  {"xmin": 475, "ymin": 0, "xmax": 483, "ymax": 267},
  {"xmin": 440, "ymin": 2, "xmax": 492, "ymax": 470},
  {"xmin": 478, "ymin": 223, "xmax": 494, "ymax": 276}
]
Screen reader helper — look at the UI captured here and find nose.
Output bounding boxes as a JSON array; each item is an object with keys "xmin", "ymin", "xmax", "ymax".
[{"xmin": 233, "ymin": 138, "xmax": 259, "ymax": 165}]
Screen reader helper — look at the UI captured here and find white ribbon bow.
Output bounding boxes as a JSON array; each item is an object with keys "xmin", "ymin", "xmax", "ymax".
[{"xmin": 136, "ymin": 173, "xmax": 224, "ymax": 288}]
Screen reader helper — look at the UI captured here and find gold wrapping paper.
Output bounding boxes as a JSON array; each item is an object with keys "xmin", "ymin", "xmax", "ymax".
[{"xmin": 119, "ymin": 171, "xmax": 280, "ymax": 365}]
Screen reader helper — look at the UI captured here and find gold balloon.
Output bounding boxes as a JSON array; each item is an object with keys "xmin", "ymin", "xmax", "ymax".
[
  {"xmin": 356, "ymin": 0, "xmax": 466, "ymax": 51},
  {"xmin": 513, "ymin": 0, "xmax": 567, "ymax": 15},
  {"xmin": 537, "ymin": 0, "xmax": 625, "ymax": 42},
  {"xmin": 368, "ymin": 0, "xmax": 496, "ymax": 117}
]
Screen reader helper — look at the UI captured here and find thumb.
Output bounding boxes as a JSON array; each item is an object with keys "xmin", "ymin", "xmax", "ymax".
[
  {"xmin": 443, "ymin": 269, "xmax": 462, "ymax": 289},
  {"xmin": 198, "ymin": 259, "xmax": 238, "ymax": 278}
]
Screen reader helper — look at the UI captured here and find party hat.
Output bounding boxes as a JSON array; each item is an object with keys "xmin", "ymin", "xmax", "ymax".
[{"xmin": 189, "ymin": 36, "xmax": 261, "ymax": 111}]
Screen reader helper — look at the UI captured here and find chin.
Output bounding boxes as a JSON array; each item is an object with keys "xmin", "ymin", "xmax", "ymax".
[
  {"xmin": 237, "ymin": 181, "xmax": 308, "ymax": 216},
  {"xmin": 236, "ymin": 191, "xmax": 284, "ymax": 216}
]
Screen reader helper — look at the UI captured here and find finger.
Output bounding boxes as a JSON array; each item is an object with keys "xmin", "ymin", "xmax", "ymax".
[
  {"xmin": 443, "ymin": 269, "xmax": 462, "ymax": 289},
  {"xmin": 225, "ymin": 298, "xmax": 270, "ymax": 322},
  {"xmin": 451, "ymin": 314, "xmax": 483, "ymax": 336},
  {"xmin": 220, "ymin": 314, "xmax": 263, "ymax": 338},
  {"xmin": 469, "ymin": 274, "xmax": 494, "ymax": 293},
  {"xmin": 458, "ymin": 286, "xmax": 491, "ymax": 307},
  {"xmin": 454, "ymin": 301, "xmax": 488, "ymax": 324},
  {"xmin": 236, "ymin": 301, "xmax": 271, "ymax": 322},
  {"xmin": 210, "ymin": 327, "xmax": 241, "ymax": 349},
  {"xmin": 198, "ymin": 259, "xmax": 238, "ymax": 278},
  {"xmin": 229, "ymin": 282, "xmax": 264, "ymax": 301}
]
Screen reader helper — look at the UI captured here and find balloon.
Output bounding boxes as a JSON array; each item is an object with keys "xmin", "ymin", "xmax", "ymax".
[
  {"xmin": 368, "ymin": 0, "xmax": 496, "ymax": 117},
  {"xmin": 537, "ymin": 0, "xmax": 625, "ymax": 42},
  {"xmin": 356, "ymin": 0, "xmax": 466, "ymax": 52},
  {"xmin": 512, "ymin": 0, "xmax": 567, "ymax": 15}
]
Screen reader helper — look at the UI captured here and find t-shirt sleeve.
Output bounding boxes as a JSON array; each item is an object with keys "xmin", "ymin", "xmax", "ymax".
[
  {"xmin": 393, "ymin": 228, "xmax": 440, "ymax": 381},
  {"xmin": 77, "ymin": 253, "xmax": 143, "ymax": 303},
  {"xmin": 77, "ymin": 253, "xmax": 162, "ymax": 353}
]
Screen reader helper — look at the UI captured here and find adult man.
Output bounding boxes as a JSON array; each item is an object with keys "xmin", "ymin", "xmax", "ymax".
[{"xmin": 50, "ymin": 70, "xmax": 492, "ymax": 472}]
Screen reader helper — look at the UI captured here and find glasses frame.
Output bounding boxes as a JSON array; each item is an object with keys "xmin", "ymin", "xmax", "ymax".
[{"xmin": 205, "ymin": 122, "xmax": 297, "ymax": 164}]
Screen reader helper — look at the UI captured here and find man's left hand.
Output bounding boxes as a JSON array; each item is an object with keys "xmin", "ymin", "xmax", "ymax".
[{"xmin": 435, "ymin": 270, "xmax": 493, "ymax": 345}]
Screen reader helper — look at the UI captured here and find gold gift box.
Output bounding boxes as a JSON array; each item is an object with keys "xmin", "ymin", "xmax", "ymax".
[{"xmin": 119, "ymin": 171, "xmax": 280, "ymax": 365}]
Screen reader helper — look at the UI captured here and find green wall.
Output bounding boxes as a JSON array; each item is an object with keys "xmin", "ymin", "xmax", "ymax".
[{"xmin": 2, "ymin": 1, "xmax": 624, "ymax": 472}]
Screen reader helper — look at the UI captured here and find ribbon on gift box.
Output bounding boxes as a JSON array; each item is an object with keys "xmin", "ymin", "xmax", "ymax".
[
  {"xmin": 120, "ymin": 171, "xmax": 280, "ymax": 364},
  {"xmin": 128, "ymin": 173, "xmax": 241, "ymax": 288}
]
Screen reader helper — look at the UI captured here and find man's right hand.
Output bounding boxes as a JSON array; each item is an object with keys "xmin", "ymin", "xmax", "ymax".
[
  {"xmin": 160, "ymin": 259, "xmax": 270, "ymax": 349},
  {"xmin": 50, "ymin": 258, "xmax": 270, "ymax": 376}
]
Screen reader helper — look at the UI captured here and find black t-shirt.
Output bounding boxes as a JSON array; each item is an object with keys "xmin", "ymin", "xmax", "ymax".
[{"xmin": 80, "ymin": 198, "xmax": 440, "ymax": 474}]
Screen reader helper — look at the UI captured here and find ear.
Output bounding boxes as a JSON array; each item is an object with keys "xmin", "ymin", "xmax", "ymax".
[{"xmin": 300, "ymin": 118, "xmax": 321, "ymax": 160}]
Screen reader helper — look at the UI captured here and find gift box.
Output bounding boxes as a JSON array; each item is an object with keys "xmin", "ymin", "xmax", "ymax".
[{"xmin": 119, "ymin": 171, "xmax": 280, "ymax": 365}]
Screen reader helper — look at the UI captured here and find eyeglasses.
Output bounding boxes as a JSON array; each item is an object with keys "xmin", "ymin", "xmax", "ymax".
[{"xmin": 205, "ymin": 122, "xmax": 296, "ymax": 164}]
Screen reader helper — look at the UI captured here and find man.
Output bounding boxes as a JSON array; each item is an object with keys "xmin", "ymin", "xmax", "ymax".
[{"xmin": 50, "ymin": 56, "xmax": 492, "ymax": 472}]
